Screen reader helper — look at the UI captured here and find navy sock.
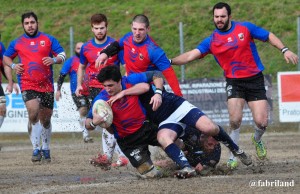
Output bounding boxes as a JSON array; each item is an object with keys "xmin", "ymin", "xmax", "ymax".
[
  {"xmin": 213, "ymin": 125, "xmax": 239, "ymax": 152},
  {"xmin": 164, "ymin": 143, "xmax": 190, "ymax": 169}
]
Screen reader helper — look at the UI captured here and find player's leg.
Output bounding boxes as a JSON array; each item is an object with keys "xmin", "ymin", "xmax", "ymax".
[
  {"xmin": 72, "ymin": 94, "xmax": 93, "ymax": 143},
  {"xmin": 0, "ymin": 87, "xmax": 6, "ymax": 128},
  {"xmin": 0, "ymin": 101, "xmax": 6, "ymax": 128},
  {"xmin": 101, "ymin": 128, "xmax": 115, "ymax": 162},
  {"xmin": 157, "ymin": 124, "xmax": 196, "ymax": 178},
  {"xmin": 79, "ymin": 106, "xmax": 93, "ymax": 143},
  {"xmin": 116, "ymin": 122, "xmax": 161, "ymax": 178},
  {"xmin": 23, "ymin": 91, "xmax": 42, "ymax": 162},
  {"xmin": 182, "ymin": 108, "xmax": 252, "ymax": 166},
  {"xmin": 246, "ymin": 73, "xmax": 268, "ymax": 160},
  {"xmin": 248, "ymin": 100, "xmax": 268, "ymax": 159},
  {"xmin": 111, "ymin": 143, "xmax": 129, "ymax": 167},
  {"xmin": 90, "ymin": 128, "xmax": 117, "ymax": 168},
  {"xmin": 39, "ymin": 92, "xmax": 54, "ymax": 162},
  {"xmin": 227, "ymin": 98, "xmax": 245, "ymax": 169}
]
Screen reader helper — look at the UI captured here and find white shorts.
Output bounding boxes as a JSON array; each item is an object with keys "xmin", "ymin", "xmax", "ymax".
[{"xmin": 158, "ymin": 101, "xmax": 197, "ymax": 137}]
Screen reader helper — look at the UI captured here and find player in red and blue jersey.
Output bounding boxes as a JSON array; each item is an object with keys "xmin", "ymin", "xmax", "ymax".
[
  {"xmin": 171, "ymin": 2, "xmax": 299, "ymax": 169},
  {"xmin": 3, "ymin": 12, "xmax": 66, "ymax": 163},
  {"xmin": 55, "ymin": 42, "xmax": 93, "ymax": 143},
  {"xmin": 0, "ymin": 41, "xmax": 7, "ymax": 129},
  {"xmin": 95, "ymin": 14, "xmax": 182, "ymax": 97},
  {"xmin": 0, "ymin": 41, "xmax": 19, "ymax": 129},
  {"xmin": 76, "ymin": 13, "xmax": 127, "ymax": 168},
  {"xmin": 86, "ymin": 66, "xmax": 164, "ymax": 178},
  {"xmin": 86, "ymin": 65, "xmax": 252, "ymax": 178},
  {"xmin": 75, "ymin": 13, "xmax": 120, "ymax": 100}
]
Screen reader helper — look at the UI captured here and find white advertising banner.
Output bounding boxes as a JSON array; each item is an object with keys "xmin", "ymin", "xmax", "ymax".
[
  {"xmin": 1, "ymin": 83, "xmax": 80, "ymax": 132},
  {"xmin": 277, "ymin": 71, "xmax": 300, "ymax": 122}
]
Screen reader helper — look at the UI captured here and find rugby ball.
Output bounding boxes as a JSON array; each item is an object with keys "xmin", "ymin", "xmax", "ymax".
[{"xmin": 92, "ymin": 99, "xmax": 113, "ymax": 128}]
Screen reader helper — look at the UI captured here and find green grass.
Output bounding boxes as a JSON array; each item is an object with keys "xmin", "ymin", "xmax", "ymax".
[{"xmin": 0, "ymin": 0, "xmax": 299, "ymax": 81}]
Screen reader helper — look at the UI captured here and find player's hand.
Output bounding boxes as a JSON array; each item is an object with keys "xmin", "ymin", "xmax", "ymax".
[
  {"xmin": 55, "ymin": 90, "xmax": 61, "ymax": 101},
  {"xmin": 95, "ymin": 53, "xmax": 108, "ymax": 68},
  {"xmin": 284, "ymin": 50, "xmax": 299, "ymax": 65},
  {"xmin": 92, "ymin": 108, "xmax": 107, "ymax": 126},
  {"xmin": 107, "ymin": 91, "xmax": 124, "ymax": 106},
  {"xmin": 5, "ymin": 84, "xmax": 13, "ymax": 95},
  {"xmin": 42, "ymin": 57, "xmax": 55, "ymax": 66},
  {"xmin": 75, "ymin": 85, "xmax": 83, "ymax": 97},
  {"xmin": 13, "ymin": 63, "xmax": 24, "ymax": 75},
  {"xmin": 149, "ymin": 93, "xmax": 162, "ymax": 111},
  {"xmin": 12, "ymin": 83, "xmax": 20, "ymax": 95},
  {"xmin": 194, "ymin": 163, "xmax": 204, "ymax": 173}
]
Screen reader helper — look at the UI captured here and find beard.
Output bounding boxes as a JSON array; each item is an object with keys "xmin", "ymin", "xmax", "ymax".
[
  {"xmin": 24, "ymin": 27, "xmax": 38, "ymax": 37},
  {"xmin": 95, "ymin": 34, "xmax": 106, "ymax": 42},
  {"xmin": 214, "ymin": 19, "xmax": 230, "ymax": 32}
]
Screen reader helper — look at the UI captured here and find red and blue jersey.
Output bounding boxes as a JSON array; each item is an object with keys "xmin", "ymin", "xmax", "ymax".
[
  {"xmin": 87, "ymin": 73, "xmax": 153, "ymax": 139},
  {"xmin": 60, "ymin": 55, "xmax": 80, "ymax": 94},
  {"xmin": 4, "ymin": 32, "xmax": 65, "ymax": 92},
  {"xmin": 119, "ymin": 32, "xmax": 182, "ymax": 96},
  {"xmin": 197, "ymin": 21, "xmax": 269, "ymax": 78},
  {"xmin": 0, "ymin": 42, "xmax": 6, "ymax": 84},
  {"xmin": 80, "ymin": 37, "xmax": 120, "ymax": 89}
]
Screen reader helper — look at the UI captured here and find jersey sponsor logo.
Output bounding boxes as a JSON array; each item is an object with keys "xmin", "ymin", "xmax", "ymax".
[
  {"xmin": 130, "ymin": 149, "xmax": 142, "ymax": 161},
  {"xmin": 226, "ymin": 85, "xmax": 232, "ymax": 97},
  {"xmin": 238, "ymin": 33, "xmax": 244, "ymax": 41},
  {"xmin": 139, "ymin": 53, "xmax": 144, "ymax": 60},
  {"xmin": 40, "ymin": 40, "xmax": 45, "ymax": 46}
]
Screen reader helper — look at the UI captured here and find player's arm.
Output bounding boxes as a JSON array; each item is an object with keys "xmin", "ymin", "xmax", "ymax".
[
  {"xmin": 75, "ymin": 63, "xmax": 86, "ymax": 96},
  {"xmin": 3, "ymin": 59, "xmax": 14, "ymax": 94},
  {"xmin": 107, "ymin": 83, "xmax": 150, "ymax": 105},
  {"xmin": 55, "ymin": 73, "xmax": 67, "ymax": 101},
  {"xmin": 0, "ymin": 64, "xmax": 19, "ymax": 95},
  {"xmin": 42, "ymin": 51, "xmax": 66, "ymax": 66},
  {"xmin": 151, "ymin": 50, "xmax": 183, "ymax": 96},
  {"xmin": 171, "ymin": 49, "xmax": 202, "ymax": 65},
  {"xmin": 96, "ymin": 41, "xmax": 121, "ymax": 68},
  {"xmin": 268, "ymin": 32, "xmax": 298, "ymax": 64},
  {"xmin": 146, "ymin": 71, "xmax": 164, "ymax": 111}
]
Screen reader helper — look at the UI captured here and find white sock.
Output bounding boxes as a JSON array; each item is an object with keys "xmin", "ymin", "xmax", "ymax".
[
  {"xmin": 30, "ymin": 122, "xmax": 42, "ymax": 150},
  {"xmin": 254, "ymin": 125, "xmax": 265, "ymax": 142},
  {"xmin": 102, "ymin": 129, "xmax": 116, "ymax": 161},
  {"xmin": 41, "ymin": 123, "xmax": 52, "ymax": 150},
  {"xmin": 79, "ymin": 117, "xmax": 89, "ymax": 138},
  {"xmin": 114, "ymin": 143, "xmax": 126, "ymax": 158},
  {"xmin": 0, "ymin": 116, "xmax": 4, "ymax": 128},
  {"xmin": 229, "ymin": 128, "xmax": 240, "ymax": 160}
]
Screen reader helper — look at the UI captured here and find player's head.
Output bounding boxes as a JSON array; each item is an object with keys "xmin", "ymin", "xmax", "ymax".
[
  {"xmin": 199, "ymin": 134, "xmax": 219, "ymax": 153},
  {"xmin": 21, "ymin": 11, "xmax": 38, "ymax": 37},
  {"xmin": 212, "ymin": 2, "xmax": 231, "ymax": 31},
  {"xmin": 97, "ymin": 65, "xmax": 122, "ymax": 96},
  {"xmin": 91, "ymin": 13, "xmax": 108, "ymax": 42},
  {"xmin": 75, "ymin": 42, "xmax": 83, "ymax": 57},
  {"xmin": 131, "ymin": 14, "xmax": 150, "ymax": 44}
]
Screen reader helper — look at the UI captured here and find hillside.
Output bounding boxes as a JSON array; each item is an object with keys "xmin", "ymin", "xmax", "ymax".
[{"xmin": 0, "ymin": 0, "xmax": 299, "ymax": 81}]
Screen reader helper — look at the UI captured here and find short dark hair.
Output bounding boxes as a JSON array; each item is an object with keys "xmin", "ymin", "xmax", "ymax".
[
  {"xmin": 97, "ymin": 65, "xmax": 121, "ymax": 83},
  {"xmin": 132, "ymin": 14, "xmax": 150, "ymax": 28},
  {"xmin": 212, "ymin": 2, "xmax": 231, "ymax": 16},
  {"xmin": 21, "ymin": 12, "xmax": 38, "ymax": 23},
  {"xmin": 91, "ymin": 13, "xmax": 108, "ymax": 27}
]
